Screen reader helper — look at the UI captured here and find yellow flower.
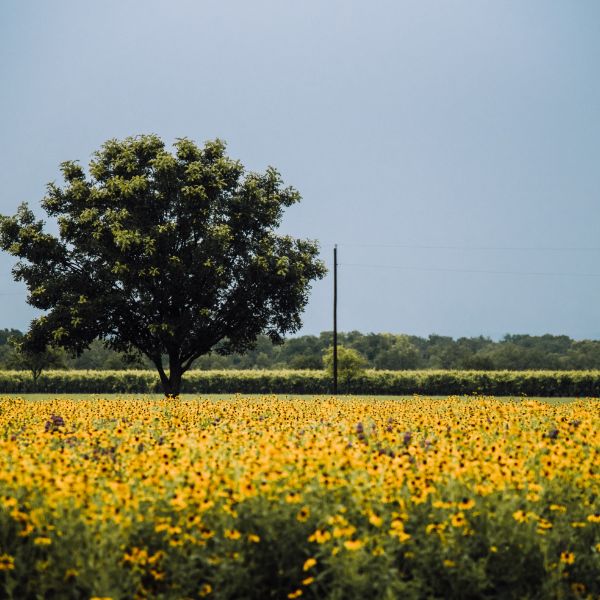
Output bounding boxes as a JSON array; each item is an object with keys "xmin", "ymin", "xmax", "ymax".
[
  {"xmin": 560, "ymin": 551, "xmax": 575, "ymax": 565},
  {"xmin": 425, "ymin": 523, "xmax": 445, "ymax": 535},
  {"xmin": 0, "ymin": 554, "xmax": 15, "ymax": 571},
  {"xmin": 170, "ymin": 495, "xmax": 187, "ymax": 510},
  {"xmin": 148, "ymin": 550, "xmax": 165, "ymax": 565},
  {"xmin": 224, "ymin": 529, "xmax": 241, "ymax": 540},
  {"xmin": 443, "ymin": 559, "xmax": 456, "ymax": 568},
  {"xmin": 287, "ymin": 590, "xmax": 303, "ymax": 599},
  {"xmin": 587, "ymin": 513, "xmax": 600, "ymax": 523},
  {"xmin": 536, "ymin": 518, "xmax": 552, "ymax": 533},
  {"xmin": 474, "ymin": 483, "xmax": 494, "ymax": 496},
  {"xmin": 389, "ymin": 519, "xmax": 411, "ymax": 542},
  {"xmin": 248, "ymin": 534, "xmax": 261, "ymax": 543},
  {"xmin": 297, "ymin": 506, "xmax": 310, "ymax": 522},
  {"xmin": 303, "ymin": 558, "xmax": 317, "ymax": 571},
  {"xmin": 344, "ymin": 539, "xmax": 363, "ymax": 551},
  {"xmin": 458, "ymin": 498, "xmax": 475, "ymax": 510},
  {"xmin": 199, "ymin": 583, "xmax": 212, "ymax": 596},
  {"xmin": 123, "ymin": 547, "xmax": 148, "ymax": 565},
  {"xmin": 18, "ymin": 524, "xmax": 34, "ymax": 537},
  {"xmin": 302, "ymin": 577, "xmax": 314, "ymax": 585},
  {"xmin": 34, "ymin": 536, "xmax": 52, "ymax": 546},
  {"xmin": 308, "ymin": 530, "xmax": 331, "ymax": 544},
  {"xmin": 332, "ymin": 525, "xmax": 356, "ymax": 538},
  {"xmin": 368, "ymin": 513, "xmax": 383, "ymax": 527},
  {"xmin": 450, "ymin": 512, "xmax": 466, "ymax": 528},
  {"xmin": 2, "ymin": 497, "xmax": 17, "ymax": 509},
  {"xmin": 549, "ymin": 504, "xmax": 566, "ymax": 512},
  {"xmin": 513, "ymin": 510, "xmax": 527, "ymax": 523}
]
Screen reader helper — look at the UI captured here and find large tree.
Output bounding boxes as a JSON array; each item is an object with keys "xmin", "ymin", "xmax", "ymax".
[{"xmin": 0, "ymin": 135, "xmax": 326, "ymax": 395}]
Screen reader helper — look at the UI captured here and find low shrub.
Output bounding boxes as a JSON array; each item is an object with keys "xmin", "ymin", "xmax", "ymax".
[{"xmin": 0, "ymin": 369, "xmax": 599, "ymax": 396}]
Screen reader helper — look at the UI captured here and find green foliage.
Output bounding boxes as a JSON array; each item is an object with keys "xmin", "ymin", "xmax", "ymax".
[
  {"xmin": 0, "ymin": 136, "xmax": 326, "ymax": 395},
  {"xmin": 65, "ymin": 339, "xmax": 150, "ymax": 370},
  {"xmin": 0, "ymin": 329, "xmax": 21, "ymax": 346},
  {"xmin": 3, "ymin": 478, "xmax": 597, "ymax": 599},
  {"xmin": 0, "ymin": 369, "xmax": 599, "ymax": 396},
  {"xmin": 2, "ymin": 329, "xmax": 600, "ymax": 372},
  {"xmin": 323, "ymin": 346, "xmax": 367, "ymax": 382},
  {"xmin": 6, "ymin": 337, "xmax": 66, "ymax": 384},
  {"xmin": 176, "ymin": 332, "xmax": 600, "ymax": 372},
  {"xmin": 373, "ymin": 334, "xmax": 421, "ymax": 369}
]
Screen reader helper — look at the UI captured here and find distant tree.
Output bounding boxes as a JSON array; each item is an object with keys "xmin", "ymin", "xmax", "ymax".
[
  {"xmin": 460, "ymin": 353, "xmax": 496, "ymax": 371},
  {"xmin": 455, "ymin": 336, "xmax": 495, "ymax": 370},
  {"xmin": 566, "ymin": 340, "xmax": 600, "ymax": 369},
  {"xmin": 425, "ymin": 334, "xmax": 459, "ymax": 368},
  {"xmin": 0, "ymin": 328, "xmax": 23, "ymax": 346},
  {"xmin": 7, "ymin": 337, "xmax": 65, "ymax": 388},
  {"xmin": 192, "ymin": 353, "xmax": 232, "ymax": 370},
  {"xmin": 0, "ymin": 135, "xmax": 326, "ymax": 395},
  {"xmin": 373, "ymin": 335, "xmax": 421, "ymax": 369},
  {"xmin": 347, "ymin": 331, "xmax": 390, "ymax": 362},
  {"xmin": 0, "ymin": 329, "xmax": 23, "ymax": 369},
  {"xmin": 279, "ymin": 335, "xmax": 324, "ymax": 369},
  {"xmin": 485, "ymin": 340, "xmax": 554, "ymax": 370},
  {"xmin": 288, "ymin": 354, "xmax": 323, "ymax": 369},
  {"xmin": 65, "ymin": 339, "xmax": 149, "ymax": 370},
  {"xmin": 323, "ymin": 345, "xmax": 368, "ymax": 382}
]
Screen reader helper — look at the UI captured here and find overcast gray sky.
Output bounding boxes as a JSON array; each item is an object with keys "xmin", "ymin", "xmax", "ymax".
[{"xmin": 1, "ymin": 0, "xmax": 599, "ymax": 339}]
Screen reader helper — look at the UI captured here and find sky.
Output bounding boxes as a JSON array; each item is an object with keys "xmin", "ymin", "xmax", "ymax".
[{"xmin": 1, "ymin": 0, "xmax": 599, "ymax": 340}]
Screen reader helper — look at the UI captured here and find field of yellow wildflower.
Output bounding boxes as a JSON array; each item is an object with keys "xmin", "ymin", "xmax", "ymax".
[{"xmin": 0, "ymin": 395, "xmax": 598, "ymax": 599}]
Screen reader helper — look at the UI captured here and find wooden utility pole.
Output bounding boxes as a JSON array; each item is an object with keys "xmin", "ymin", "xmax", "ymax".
[{"xmin": 333, "ymin": 244, "xmax": 338, "ymax": 395}]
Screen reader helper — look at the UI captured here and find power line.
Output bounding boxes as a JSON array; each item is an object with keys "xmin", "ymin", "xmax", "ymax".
[
  {"xmin": 321, "ymin": 242, "xmax": 600, "ymax": 252},
  {"xmin": 340, "ymin": 263, "xmax": 600, "ymax": 278}
]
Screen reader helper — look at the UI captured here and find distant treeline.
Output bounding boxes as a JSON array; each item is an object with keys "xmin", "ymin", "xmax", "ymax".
[{"xmin": 2, "ymin": 328, "xmax": 600, "ymax": 371}]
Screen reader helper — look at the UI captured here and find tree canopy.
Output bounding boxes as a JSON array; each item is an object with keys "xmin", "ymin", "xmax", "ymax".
[
  {"xmin": 0, "ymin": 135, "xmax": 326, "ymax": 395},
  {"xmin": 323, "ymin": 345, "xmax": 367, "ymax": 382}
]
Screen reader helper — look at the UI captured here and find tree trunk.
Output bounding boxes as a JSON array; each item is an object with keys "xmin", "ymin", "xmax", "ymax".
[
  {"xmin": 162, "ymin": 373, "xmax": 182, "ymax": 397},
  {"xmin": 31, "ymin": 368, "xmax": 41, "ymax": 393},
  {"xmin": 155, "ymin": 359, "xmax": 183, "ymax": 397}
]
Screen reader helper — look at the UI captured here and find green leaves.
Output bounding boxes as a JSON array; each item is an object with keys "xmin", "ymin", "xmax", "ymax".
[
  {"xmin": 323, "ymin": 346, "xmax": 368, "ymax": 382},
  {"xmin": 0, "ymin": 135, "xmax": 326, "ymax": 395}
]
